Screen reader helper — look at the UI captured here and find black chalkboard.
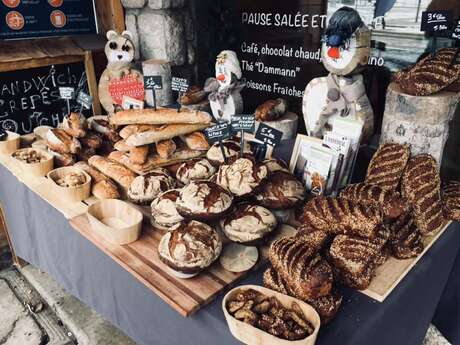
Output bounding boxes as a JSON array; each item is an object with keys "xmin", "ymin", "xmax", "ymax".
[{"xmin": 0, "ymin": 62, "xmax": 90, "ymax": 134}]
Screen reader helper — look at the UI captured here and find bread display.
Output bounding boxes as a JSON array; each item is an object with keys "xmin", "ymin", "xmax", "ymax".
[
  {"xmin": 328, "ymin": 227, "xmax": 389, "ymax": 290},
  {"xmin": 340, "ymin": 183, "xmax": 406, "ymax": 219},
  {"xmin": 255, "ymin": 171, "xmax": 305, "ymax": 209},
  {"xmin": 158, "ymin": 220, "xmax": 222, "ymax": 276},
  {"xmin": 110, "ymin": 108, "xmax": 212, "ymax": 126},
  {"xmin": 300, "ymin": 196, "xmax": 382, "ymax": 239},
  {"xmin": 176, "ymin": 158, "xmax": 216, "ymax": 185},
  {"xmin": 401, "ymin": 154, "xmax": 445, "ymax": 235},
  {"xmin": 88, "ymin": 116, "xmax": 120, "ymax": 142},
  {"xmin": 156, "ymin": 139, "xmax": 176, "ymax": 159},
  {"xmin": 13, "ymin": 149, "xmax": 48, "ymax": 164},
  {"xmin": 394, "ymin": 48, "xmax": 460, "ymax": 96},
  {"xmin": 442, "ymin": 181, "xmax": 460, "ymax": 221},
  {"xmin": 255, "ymin": 98, "xmax": 287, "ymax": 122},
  {"xmin": 221, "ymin": 203, "xmax": 277, "ymax": 244},
  {"xmin": 62, "ymin": 112, "xmax": 87, "ymax": 138},
  {"xmin": 263, "ymin": 268, "xmax": 342, "ymax": 324},
  {"xmin": 216, "ymin": 154, "xmax": 268, "ymax": 197},
  {"xmin": 80, "ymin": 132, "xmax": 103, "ymax": 150},
  {"xmin": 206, "ymin": 139, "xmax": 249, "ymax": 166},
  {"xmin": 74, "ymin": 161, "xmax": 120, "ymax": 199},
  {"xmin": 389, "ymin": 213, "xmax": 424, "ymax": 259},
  {"xmin": 225, "ymin": 288, "xmax": 315, "ymax": 340},
  {"xmin": 269, "ymin": 236, "xmax": 334, "ymax": 301},
  {"xmin": 180, "ymin": 86, "xmax": 207, "ymax": 105},
  {"xmin": 88, "ymin": 155, "xmax": 137, "ymax": 190},
  {"xmin": 127, "ymin": 168, "xmax": 176, "ymax": 205},
  {"xmin": 46, "ymin": 129, "xmax": 81, "ymax": 155},
  {"xmin": 182, "ymin": 131, "xmax": 210, "ymax": 151},
  {"xmin": 365, "ymin": 142, "xmax": 410, "ymax": 192},
  {"xmin": 151, "ymin": 189, "xmax": 184, "ymax": 230}
]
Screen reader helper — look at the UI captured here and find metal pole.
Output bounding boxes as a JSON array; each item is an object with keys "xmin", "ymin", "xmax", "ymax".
[{"xmin": 415, "ymin": 0, "xmax": 422, "ymax": 23}]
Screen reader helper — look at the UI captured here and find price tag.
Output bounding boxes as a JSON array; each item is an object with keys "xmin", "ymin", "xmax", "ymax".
[
  {"xmin": 59, "ymin": 87, "xmax": 75, "ymax": 100},
  {"xmin": 255, "ymin": 123, "xmax": 282, "ymax": 147},
  {"xmin": 144, "ymin": 75, "xmax": 163, "ymax": 90},
  {"xmin": 453, "ymin": 21, "xmax": 460, "ymax": 40},
  {"xmin": 204, "ymin": 123, "xmax": 231, "ymax": 144},
  {"xmin": 76, "ymin": 91, "xmax": 93, "ymax": 110},
  {"xmin": 171, "ymin": 77, "xmax": 189, "ymax": 93},
  {"xmin": 421, "ymin": 11, "xmax": 453, "ymax": 35},
  {"xmin": 231, "ymin": 114, "xmax": 255, "ymax": 133}
]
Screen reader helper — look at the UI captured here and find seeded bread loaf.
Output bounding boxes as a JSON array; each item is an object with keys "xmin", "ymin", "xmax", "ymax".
[
  {"xmin": 442, "ymin": 180, "xmax": 460, "ymax": 221},
  {"xmin": 365, "ymin": 142, "xmax": 410, "ymax": 192},
  {"xmin": 389, "ymin": 212, "xmax": 424, "ymax": 259}
]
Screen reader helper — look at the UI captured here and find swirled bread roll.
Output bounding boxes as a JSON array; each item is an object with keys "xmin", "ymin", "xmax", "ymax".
[
  {"xmin": 401, "ymin": 154, "xmax": 445, "ymax": 235},
  {"xmin": 389, "ymin": 212, "xmax": 423, "ymax": 259},
  {"xmin": 442, "ymin": 180, "xmax": 460, "ymax": 221},
  {"xmin": 365, "ymin": 142, "xmax": 410, "ymax": 192}
]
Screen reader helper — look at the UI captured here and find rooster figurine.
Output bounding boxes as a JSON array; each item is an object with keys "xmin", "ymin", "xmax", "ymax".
[{"xmin": 303, "ymin": 7, "xmax": 374, "ymax": 141}]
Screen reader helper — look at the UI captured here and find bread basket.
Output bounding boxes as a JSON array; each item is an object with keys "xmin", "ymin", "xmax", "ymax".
[
  {"xmin": 0, "ymin": 131, "xmax": 20, "ymax": 155},
  {"xmin": 47, "ymin": 167, "xmax": 91, "ymax": 203},
  {"xmin": 223, "ymin": 285, "xmax": 320, "ymax": 345},
  {"xmin": 87, "ymin": 199, "xmax": 143, "ymax": 245},
  {"xmin": 11, "ymin": 148, "xmax": 54, "ymax": 177}
]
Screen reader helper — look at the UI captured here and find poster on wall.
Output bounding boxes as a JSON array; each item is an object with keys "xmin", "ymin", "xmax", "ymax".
[
  {"xmin": 0, "ymin": 62, "xmax": 91, "ymax": 134},
  {"xmin": 0, "ymin": 0, "xmax": 98, "ymax": 39},
  {"xmin": 235, "ymin": 0, "xmax": 328, "ymax": 113}
]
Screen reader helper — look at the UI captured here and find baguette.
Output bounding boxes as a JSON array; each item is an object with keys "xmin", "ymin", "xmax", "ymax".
[
  {"xmin": 114, "ymin": 140, "xmax": 149, "ymax": 165},
  {"xmin": 182, "ymin": 131, "xmax": 210, "ymax": 151},
  {"xmin": 125, "ymin": 123, "xmax": 209, "ymax": 147},
  {"xmin": 88, "ymin": 155, "xmax": 136, "ymax": 190},
  {"xmin": 46, "ymin": 129, "xmax": 81, "ymax": 154},
  {"xmin": 74, "ymin": 161, "xmax": 120, "ymax": 199},
  {"xmin": 110, "ymin": 107, "xmax": 212, "ymax": 126},
  {"xmin": 109, "ymin": 149, "xmax": 204, "ymax": 175},
  {"xmin": 340, "ymin": 183, "xmax": 406, "ymax": 219}
]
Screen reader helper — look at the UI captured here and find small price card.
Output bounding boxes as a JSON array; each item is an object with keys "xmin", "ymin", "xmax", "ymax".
[
  {"xmin": 255, "ymin": 123, "xmax": 282, "ymax": 147},
  {"xmin": 59, "ymin": 87, "xmax": 75, "ymax": 100},
  {"xmin": 76, "ymin": 91, "xmax": 93, "ymax": 110},
  {"xmin": 421, "ymin": 11, "xmax": 453, "ymax": 35},
  {"xmin": 204, "ymin": 123, "xmax": 231, "ymax": 144},
  {"xmin": 231, "ymin": 114, "xmax": 255, "ymax": 133},
  {"xmin": 171, "ymin": 77, "xmax": 189, "ymax": 93},
  {"xmin": 144, "ymin": 75, "xmax": 163, "ymax": 90}
]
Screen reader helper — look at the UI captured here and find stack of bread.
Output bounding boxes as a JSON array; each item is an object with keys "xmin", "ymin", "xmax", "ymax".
[{"xmin": 263, "ymin": 141, "xmax": 448, "ymax": 323}]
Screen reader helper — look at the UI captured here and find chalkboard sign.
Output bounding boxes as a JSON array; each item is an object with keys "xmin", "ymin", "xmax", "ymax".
[
  {"xmin": 255, "ymin": 123, "xmax": 282, "ymax": 147},
  {"xmin": 171, "ymin": 77, "xmax": 189, "ymax": 93},
  {"xmin": 453, "ymin": 21, "xmax": 460, "ymax": 40},
  {"xmin": 231, "ymin": 114, "xmax": 255, "ymax": 133},
  {"xmin": 0, "ymin": 62, "xmax": 91, "ymax": 134},
  {"xmin": 144, "ymin": 75, "xmax": 163, "ymax": 90},
  {"xmin": 421, "ymin": 11, "xmax": 453, "ymax": 35},
  {"xmin": 204, "ymin": 123, "xmax": 231, "ymax": 144}
]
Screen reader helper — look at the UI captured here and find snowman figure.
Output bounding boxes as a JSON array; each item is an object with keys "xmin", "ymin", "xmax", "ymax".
[
  {"xmin": 303, "ymin": 7, "xmax": 374, "ymax": 142},
  {"xmin": 205, "ymin": 50, "xmax": 245, "ymax": 123}
]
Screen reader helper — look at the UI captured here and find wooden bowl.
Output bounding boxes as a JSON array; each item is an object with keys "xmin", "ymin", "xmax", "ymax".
[
  {"xmin": 47, "ymin": 167, "xmax": 91, "ymax": 203},
  {"xmin": 87, "ymin": 199, "xmax": 143, "ymax": 245},
  {"xmin": 223, "ymin": 285, "xmax": 321, "ymax": 345},
  {"xmin": 11, "ymin": 148, "xmax": 54, "ymax": 177},
  {"xmin": 0, "ymin": 131, "xmax": 20, "ymax": 155}
]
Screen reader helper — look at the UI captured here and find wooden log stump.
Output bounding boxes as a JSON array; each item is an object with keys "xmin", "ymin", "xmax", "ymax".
[
  {"xmin": 380, "ymin": 83, "xmax": 460, "ymax": 164},
  {"xmin": 142, "ymin": 59, "xmax": 173, "ymax": 107}
]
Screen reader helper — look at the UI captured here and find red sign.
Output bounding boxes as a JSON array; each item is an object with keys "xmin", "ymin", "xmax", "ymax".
[{"xmin": 108, "ymin": 74, "xmax": 144, "ymax": 106}]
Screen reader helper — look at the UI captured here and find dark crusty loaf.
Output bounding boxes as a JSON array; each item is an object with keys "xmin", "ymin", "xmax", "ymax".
[
  {"xmin": 300, "ymin": 196, "xmax": 382, "ymax": 239},
  {"xmin": 389, "ymin": 212, "xmax": 424, "ymax": 259},
  {"xmin": 395, "ymin": 48, "xmax": 460, "ymax": 96},
  {"xmin": 365, "ymin": 143, "xmax": 410, "ymax": 192},
  {"xmin": 401, "ymin": 154, "xmax": 445, "ymax": 235},
  {"xmin": 263, "ymin": 268, "xmax": 342, "ymax": 324},
  {"xmin": 268, "ymin": 236, "xmax": 333, "ymax": 301},
  {"xmin": 295, "ymin": 226, "xmax": 331, "ymax": 252},
  {"xmin": 340, "ymin": 182, "xmax": 407, "ymax": 219},
  {"xmin": 442, "ymin": 180, "xmax": 460, "ymax": 221}
]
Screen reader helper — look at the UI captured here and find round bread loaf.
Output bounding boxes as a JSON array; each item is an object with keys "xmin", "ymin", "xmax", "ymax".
[
  {"xmin": 206, "ymin": 139, "xmax": 250, "ymax": 166},
  {"xmin": 128, "ymin": 168, "xmax": 176, "ymax": 205},
  {"xmin": 216, "ymin": 154, "xmax": 268, "ymax": 197},
  {"xmin": 176, "ymin": 158, "xmax": 216, "ymax": 185},
  {"xmin": 176, "ymin": 180, "xmax": 233, "ymax": 220},
  {"xmin": 221, "ymin": 203, "xmax": 277, "ymax": 244},
  {"xmin": 158, "ymin": 220, "xmax": 222, "ymax": 274},
  {"xmin": 256, "ymin": 171, "xmax": 305, "ymax": 209},
  {"xmin": 151, "ymin": 189, "xmax": 184, "ymax": 230}
]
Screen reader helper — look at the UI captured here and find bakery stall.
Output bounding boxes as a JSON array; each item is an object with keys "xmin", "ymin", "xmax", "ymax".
[{"xmin": 0, "ymin": 1, "xmax": 460, "ymax": 345}]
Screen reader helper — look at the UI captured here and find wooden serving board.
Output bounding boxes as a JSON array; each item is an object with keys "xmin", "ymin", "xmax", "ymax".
[
  {"xmin": 69, "ymin": 213, "xmax": 295, "ymax": 317},
  {"xmin": 361, "ymin": 221, "xmax": 451, "ymax": 302}
]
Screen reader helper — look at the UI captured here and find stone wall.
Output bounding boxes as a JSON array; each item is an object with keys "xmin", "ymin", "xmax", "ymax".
[{"xmin": 121, "ymin": 0, "xmax": 197, "ymax": 82}]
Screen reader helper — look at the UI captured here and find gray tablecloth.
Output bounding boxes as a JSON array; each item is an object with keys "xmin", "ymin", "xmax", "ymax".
[{"xmin": 1, "ymin": 164, "xmax": 460, "ymax": 345}]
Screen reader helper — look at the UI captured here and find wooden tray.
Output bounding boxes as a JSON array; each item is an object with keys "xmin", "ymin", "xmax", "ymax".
[
  {"xmin": 69, "ymin": 212, "xmax": 296, "ymax": 317},
  {"xmin": 361, "ymin": 221, "xmax": 451, "ymax": 302}
]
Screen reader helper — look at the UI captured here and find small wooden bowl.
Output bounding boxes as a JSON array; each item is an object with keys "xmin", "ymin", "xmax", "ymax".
[
  {"xmin": 11, "ymin": 148, "xmax": 54, "ymax": 177},
  {"xmin": 87, "ymin": 199, "xmax": 143, "ymax": 245},
  {"xmin": 223, "ymin": 285, "xmax": 321, "ymax": 345},
  {"xmin": 0, "ymin": 131, "xmax": 20, "ymax": 155},
  {"xmin": 47, "ymin": 167, "xmax": 91, "ymax": 203}
]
